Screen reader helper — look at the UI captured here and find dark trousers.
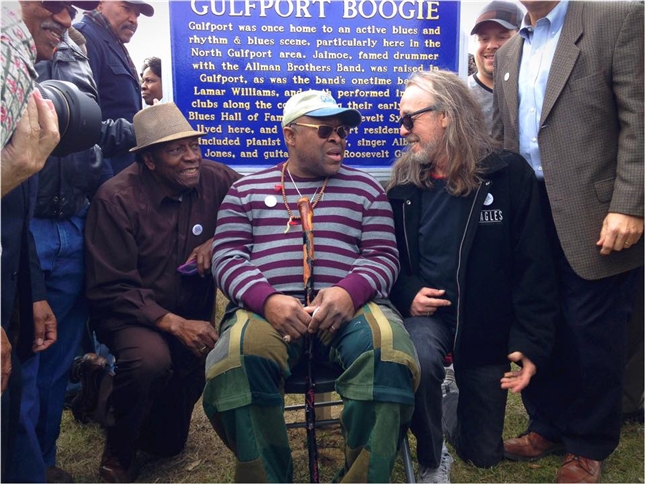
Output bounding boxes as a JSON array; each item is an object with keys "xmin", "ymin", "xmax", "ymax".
[
  {"xmin": 98, "ymin": 325, "xmax": 205, "ymax": 466},
  {"xmin": 523, "ymin": 185, "xmax": 640, "ymax": 460},
  {"xmin": 404, "ymin": 317, "xmax": 509, "ymax": 468},
  {"xmin": 622, "ymin": 267, "xmax": 643, "ymax": 416},
  {"xmin": 2, "ymin": 351, "xmax": 23, "ymax": 480},
  {"xmin": 445, "ymin": 363, "xmax": 509, "ymax": 468}
]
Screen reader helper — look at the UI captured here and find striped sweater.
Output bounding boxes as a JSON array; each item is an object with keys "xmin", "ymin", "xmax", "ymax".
[{"xmin": 212, "ymin": 162, "xmax": 400, "ymax": 315}]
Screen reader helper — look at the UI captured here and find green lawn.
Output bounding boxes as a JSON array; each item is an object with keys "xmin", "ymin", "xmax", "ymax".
[{"xmin": 56, "ymin": 388, "xmax": 644, "ymax": 483}]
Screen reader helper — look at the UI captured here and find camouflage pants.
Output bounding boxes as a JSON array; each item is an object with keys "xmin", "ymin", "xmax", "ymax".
[{"xmin": 203, "ymin": 302, "xmax": 420, "ymax": 482}]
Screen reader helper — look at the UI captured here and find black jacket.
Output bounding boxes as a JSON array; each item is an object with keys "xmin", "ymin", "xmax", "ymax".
[
  {"xmin": 388, "ymin": 150, "xmax": 558, "ymax": 369},
  {"xmin": 34, "ymin": 35, "xmax": 135, "ymax": 219}
]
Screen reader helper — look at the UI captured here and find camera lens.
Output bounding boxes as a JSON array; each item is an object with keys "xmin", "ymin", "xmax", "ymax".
[{"xmin": 36, "ymin": 80, "xmax": 102, "ymax": 157}]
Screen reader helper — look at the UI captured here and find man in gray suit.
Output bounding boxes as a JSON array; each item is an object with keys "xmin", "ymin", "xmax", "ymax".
[{"xmin": 492, "ymin": 2, "xmax": 643, "ymax": 482}]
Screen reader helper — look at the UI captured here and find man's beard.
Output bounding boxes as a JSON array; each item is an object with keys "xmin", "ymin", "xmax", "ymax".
[{"xmin": 407, "ymin": 138, "xmax": 440, "ymax": 167}]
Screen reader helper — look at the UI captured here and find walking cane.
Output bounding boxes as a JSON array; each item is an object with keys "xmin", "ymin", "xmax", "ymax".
[{"xmin": 297, "ymin": 196, "xmax": 319, "ymax": 483}]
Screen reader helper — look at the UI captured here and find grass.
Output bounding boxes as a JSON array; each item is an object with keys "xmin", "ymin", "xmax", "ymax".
[
  {"xmin": 56, "ymin": 294, "xmax": 645, "ymax": 482},
  {"xmin": 56, "ymin": 394, "xmax": 645, "ymax": 483}
]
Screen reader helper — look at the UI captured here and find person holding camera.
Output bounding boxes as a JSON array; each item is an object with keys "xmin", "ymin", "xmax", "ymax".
[{"xmin": 0, "ymin": 2, "xmax": 99, "ymax": 482}]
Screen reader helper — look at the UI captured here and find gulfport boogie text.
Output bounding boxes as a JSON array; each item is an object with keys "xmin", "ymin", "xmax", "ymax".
[{"xmin": 190, "ymin": 0, "xmax": 440, "ymax": 19}]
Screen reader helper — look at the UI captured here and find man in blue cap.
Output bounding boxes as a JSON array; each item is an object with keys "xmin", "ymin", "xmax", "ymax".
[{"xmin": 204, "ymin": 89, "xmax": 420, "ymax": 483}]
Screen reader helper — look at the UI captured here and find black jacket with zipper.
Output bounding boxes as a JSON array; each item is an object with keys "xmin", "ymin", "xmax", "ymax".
[{"xmin": 388, "ymin": 150, "xmax": 558, "ymax": 369}]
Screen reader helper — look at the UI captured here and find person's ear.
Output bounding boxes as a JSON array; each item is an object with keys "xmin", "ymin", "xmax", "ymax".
[
  {"xmin": 142, "ymin": 150, "xmax": 156, "ymax": 171},
  {"xmin": 284, "ymin": 126, "xmax": 297, "ymax": 147},
  {"xmin": 440, "ymin": 112, "xmax": 449, "ymax": 129}
]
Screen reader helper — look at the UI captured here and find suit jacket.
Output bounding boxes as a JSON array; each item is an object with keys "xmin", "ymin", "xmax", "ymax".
[
  {"xmin": 75, "ymin": 15, "xmax": 141, "ymax": 175},
  {"xmin": 492, "ymin": 1, "xmax": 644, "ymax": 280}
]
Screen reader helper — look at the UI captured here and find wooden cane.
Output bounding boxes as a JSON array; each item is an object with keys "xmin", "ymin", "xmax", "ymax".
[{"xmin": 297, "ymin": 196, "xmax": 319, "ymax": 483}]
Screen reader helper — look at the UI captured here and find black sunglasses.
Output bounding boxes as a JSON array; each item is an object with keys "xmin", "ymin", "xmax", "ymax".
[
  {"xmin": 290, "ymin": 123, "xmax": 351, "ymax": 140},
  {"xmin": 40, "ymin": 1, "xmax": 77, "ymax": 20},
  {"xmin": 398, "ymin": 106, "xmax": 437, "ymax": 131}
]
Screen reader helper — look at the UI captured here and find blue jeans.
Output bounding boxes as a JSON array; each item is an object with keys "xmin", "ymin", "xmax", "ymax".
[{"xmin": 30, "ymin": 206, "xmax": 88, "ymax": 467}]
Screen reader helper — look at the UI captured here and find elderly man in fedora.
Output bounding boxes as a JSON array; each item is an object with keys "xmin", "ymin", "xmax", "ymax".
[{"xmin": 80, "ymin": 102, "xmax": 239, "ymax": 482}]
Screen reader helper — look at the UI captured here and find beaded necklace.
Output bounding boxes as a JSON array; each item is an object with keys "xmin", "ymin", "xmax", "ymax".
[{"xmin": 280, "ymin": 161, "xmax": 329, "ymax": 233}]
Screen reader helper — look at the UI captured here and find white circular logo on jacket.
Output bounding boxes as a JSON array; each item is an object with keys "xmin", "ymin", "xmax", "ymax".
[
  {"xmin": 192, "ymin": 224, "xmax": 203, "ymax": 236},
  {"xmin": 484, "ymin": 193, "xmax": 494, "ymax": 206}
]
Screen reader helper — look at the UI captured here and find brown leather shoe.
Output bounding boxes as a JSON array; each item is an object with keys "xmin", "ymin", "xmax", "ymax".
[
  {"xmin": 556, "ymin": 454, "xmax": 603, "ymax": 483},
  {"xmin": 46, "ymin": 466, "xmax": 74, "ymax": 483},
  {"xmin": 504, "ymin": 431, "xmax": 566, "ymax": 461},
  {"xmin": 99, "ymin": 446, "xmax": 136, "ymax": 483}
]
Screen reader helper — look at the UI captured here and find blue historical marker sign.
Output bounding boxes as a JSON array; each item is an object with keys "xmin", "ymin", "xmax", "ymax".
[{"xmin": 169, "ymin": 0, "xmax": 461, "ymax": 171}]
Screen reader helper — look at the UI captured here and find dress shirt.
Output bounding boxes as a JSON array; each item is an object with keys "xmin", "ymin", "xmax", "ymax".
[{"xmin": 518, "ymin": 0, "xmax": 569, "ymax": 179}]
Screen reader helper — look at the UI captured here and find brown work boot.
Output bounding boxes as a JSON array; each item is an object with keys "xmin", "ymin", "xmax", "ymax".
[
  {"xmin": 504, "ymin": 431, "xmax": 565, "ymax": 461},
  {"xmin": 556, "ymin": 454, "xmax": 603, "ymax": 483},
  {"xmin": 99, "ymin": 445, "xmax": 138, "ymax": 483},
  {"xmin": 70, "ymin": 353, "xmax": 112, "ymax": 424}
]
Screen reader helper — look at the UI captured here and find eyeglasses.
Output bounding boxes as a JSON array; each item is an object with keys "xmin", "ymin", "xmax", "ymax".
[
  {"xmin": 290, "ymin": 123, "xmax": 351, "ymax": 140},
  {"xmin": 40, "ymin": 1, "xmax": 77, "ymax": 20},
  {"xmin": 397, "ymin": 106, "xmax": 437, "ymax": 131}
]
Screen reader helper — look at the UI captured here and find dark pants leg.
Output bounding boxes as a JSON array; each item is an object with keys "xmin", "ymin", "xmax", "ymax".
[
  {"xmin": 403, "ymin": 316, "xmax": 453, "ymax": 469},
  {"xmin": 4, "ymin": 355, "xmax": 46, "ymax": 483},
  {"xmin": 2, "ymin": 351, "xmax": 22, "ymax": 478},
  {"xmin": 100, "ymin": 325, "xmax": 204, "ymax": 465},
  {"xmin": 522, "ymin": 253, "xmax": 638, "ymax": 460},
  {"xmin": 622, "ymin": 267, "xmax": 643, "ymax": 417},
  {"xmin": 446, "ymin": 363, "xmax": 508, "ymax": 468}
]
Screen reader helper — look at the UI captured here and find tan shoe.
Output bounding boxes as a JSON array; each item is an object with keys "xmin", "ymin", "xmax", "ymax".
[
  {"xmin": 556, "ymin": 454, "xmax": 603, "ymax": 483},
  {"xmin": 504, "ymin": 431, "xmax": 565, "ymax": 461}
]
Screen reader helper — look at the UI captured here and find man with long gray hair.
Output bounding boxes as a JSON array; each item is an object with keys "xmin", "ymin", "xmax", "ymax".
[{"xmin": 387, "ymin": 70, "xmax": 558, "ymax": 482}]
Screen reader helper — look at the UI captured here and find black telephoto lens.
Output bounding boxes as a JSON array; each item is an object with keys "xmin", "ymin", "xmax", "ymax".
[{"xmin": 36, "ymin": 80, "xmax": 102, "ymax": 157}]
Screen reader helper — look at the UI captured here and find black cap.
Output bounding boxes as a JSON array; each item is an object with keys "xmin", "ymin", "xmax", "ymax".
[
  {"xmin": 123, "ymin": 0, "xmax": 154, "ymax": 17},
  {"xmin": 471, "ymin": 1, "xmax": 524, "ymax": 35}
]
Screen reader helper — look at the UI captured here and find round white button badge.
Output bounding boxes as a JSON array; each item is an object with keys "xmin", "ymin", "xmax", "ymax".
[
  {"xmin": 192, "ymin": 224, "xmax": 203, "ymax": 236},
  {"xmin": 484, "ymin": 193, "xmax": 494, "ymax": 206},
  {"xmin": 265, "ymin": 195, "xmax": 277, "ymax": 208}
]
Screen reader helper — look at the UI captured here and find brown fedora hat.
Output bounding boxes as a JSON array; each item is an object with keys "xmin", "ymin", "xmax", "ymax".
[{"xmin": 130, "ymin": 103, "xmax": 204, "ymax": 152}]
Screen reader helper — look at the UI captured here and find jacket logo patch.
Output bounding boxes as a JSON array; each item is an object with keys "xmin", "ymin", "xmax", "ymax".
[
  {"xmin": 484, "ymin": 193, "xmax": 494, "ymax": 206},
  {"xmin": 479, "ymin": 209, "xmax": 503, "ymax": 224}
]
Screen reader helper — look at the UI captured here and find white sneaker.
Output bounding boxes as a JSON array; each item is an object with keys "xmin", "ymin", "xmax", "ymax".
[
  {"xmin": 418, "ymin": 442, "xmax": 454, "ymax": 483},
  {"xmin": 441, "ymin": 364, "xmax": 459, "ymax": 398}
]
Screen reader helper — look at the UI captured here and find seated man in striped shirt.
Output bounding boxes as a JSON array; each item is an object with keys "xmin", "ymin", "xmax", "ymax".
[{"xmin": 203, "ymin": 90, "xmax": 420, "ymax": 483}]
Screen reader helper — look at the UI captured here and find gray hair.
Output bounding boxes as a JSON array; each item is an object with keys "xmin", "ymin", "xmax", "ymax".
[{"xmin": 388, "ymin": 70, "xmax": 498, "ymax": 196}]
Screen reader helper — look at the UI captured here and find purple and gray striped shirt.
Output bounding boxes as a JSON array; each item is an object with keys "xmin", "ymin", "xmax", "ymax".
[{"xmin": 212, "ymin": 162, "xmax": 400, "ymax": 315}]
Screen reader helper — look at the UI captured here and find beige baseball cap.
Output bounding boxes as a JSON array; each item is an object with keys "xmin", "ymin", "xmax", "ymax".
[{"xmin": 281, "ymin": 90, "xmax": 362, "ymax": 128}]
